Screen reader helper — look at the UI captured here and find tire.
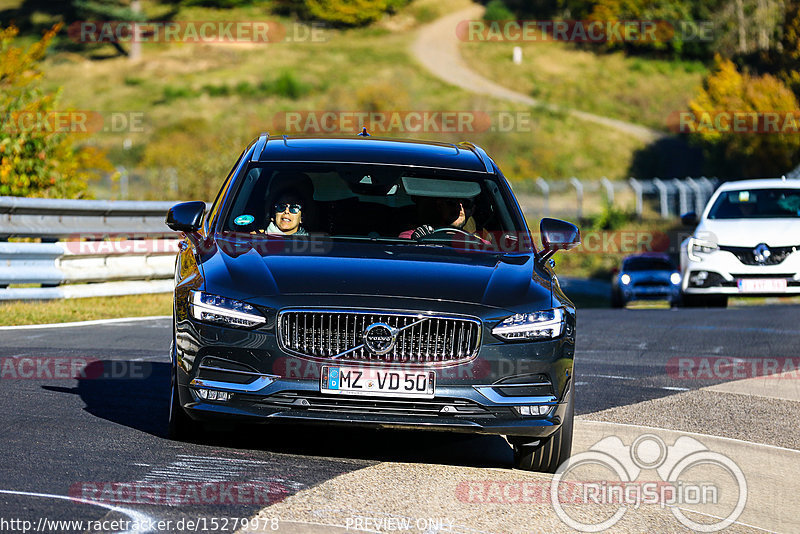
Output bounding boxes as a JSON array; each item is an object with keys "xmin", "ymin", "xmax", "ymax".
[
  {"xmin": 610, "ymin": 290, "xmax": 625, "ymax": 308},
  {"xmin": 168, "ymin": 362, "xmax": 202, "ymax": 441},
  {"xmin": 510, "ymin": 385, "xmax": 574, "ymax": 473}
]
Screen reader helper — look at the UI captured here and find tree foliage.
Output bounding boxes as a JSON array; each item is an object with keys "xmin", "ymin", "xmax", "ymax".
[
  {"xmin": 279, "ymin": 0, "xmax": 410, "ymax": 27},
  {"xmin": 685, "ymin": 56, "xmax": 800, "ymax": 178},
  {"xmin": 0, "ymin": 25, "xmax": 111, "ymax": 198}
]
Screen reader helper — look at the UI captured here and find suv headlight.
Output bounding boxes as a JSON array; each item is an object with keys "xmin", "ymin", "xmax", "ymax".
[
  {"xmin": 688, "ymin": 237, "xmax": 718, "ymax": 261},
  {"xmin": 190, "ymin": 290, "xmax": 266, "ymax": 328},
  {"xmin": 492, "ymin": 308, "xmax": 565, "ymax": 340}
]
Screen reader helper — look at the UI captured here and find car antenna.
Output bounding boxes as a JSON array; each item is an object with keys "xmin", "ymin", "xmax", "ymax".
[{"xmin": 357, "ymin": 127, "xmax": 370, "ymax": 137}]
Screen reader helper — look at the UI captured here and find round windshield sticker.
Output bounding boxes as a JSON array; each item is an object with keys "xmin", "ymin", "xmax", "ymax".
[{"xmin": 234, "ymin": 214, "xmax": 255, "ymax": 226}]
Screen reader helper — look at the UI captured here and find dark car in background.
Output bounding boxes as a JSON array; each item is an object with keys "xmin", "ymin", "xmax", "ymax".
[
  {"xmin": 166, "ymin": 134, "xmax": 581, "ymax": 472},
  {"xmin": 611, "ymin": 253, "xmax": 681, "ymax": 307}
]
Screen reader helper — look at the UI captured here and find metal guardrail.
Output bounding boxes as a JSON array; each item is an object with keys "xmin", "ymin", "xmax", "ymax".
[
  {"xmin": 530, "ymin": 177, "xmax": 720, "ymax": 219},
  {"xmin": 0, "ymin": 178, "xmax": 719, "ymax": 301},
  {"xmin": 0, "ymin": 197, "xmax": 178, "ymax": 239},
  {"xmin": 0, "ymin": 197, "xmax": 185, "ymax": 300}
]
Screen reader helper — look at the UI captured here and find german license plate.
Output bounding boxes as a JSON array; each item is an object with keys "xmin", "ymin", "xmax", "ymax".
[
  {"xmin": 737, "ymin": 278, "xmax": 787, "ymax": 293},
  {"xmin": 321, "ymin": 366, "xmax": 435, "ymax": 398}
]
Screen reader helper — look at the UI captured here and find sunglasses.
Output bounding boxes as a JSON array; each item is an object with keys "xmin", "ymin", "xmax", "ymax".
[{"xmin": 274, "ymin": 203, "xmax": 302, "ymax": 214}]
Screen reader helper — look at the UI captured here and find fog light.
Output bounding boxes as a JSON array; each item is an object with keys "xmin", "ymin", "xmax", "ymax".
[
  {"xmin": 689, "ymin": 271, "xmax": 708, "ymax": 286},
  {"xmin": 195, "ymin": 389, "xmax": 231, "ymax": 402},
  {"xmin": 514, "ymin": 405, "xmax": 549, "ymax": 416}
]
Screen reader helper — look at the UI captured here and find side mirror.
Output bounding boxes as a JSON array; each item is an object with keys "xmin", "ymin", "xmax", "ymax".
[
  {"xmin": 166, "ymin": 201, "xmax": 206, "ymax": 233},
  {"xmin": 680, "ymin": 211, "xmax": 698, "ymax": 226},
  {"xmin": 539, "ymin": 218, "xmax": 581, "ymax": 260}
]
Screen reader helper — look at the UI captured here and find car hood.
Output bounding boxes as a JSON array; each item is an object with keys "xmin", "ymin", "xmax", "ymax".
[
  {"xmin": 697, "ymin": 218, "xmax": 800, "ymax": 247},
  {"xmin": 199, "ymin": 237, "xmax": 551, "ymax": 310},
  {"xmin": 625, "ymin": 270, "xmax": 675, "ymax": 283}
]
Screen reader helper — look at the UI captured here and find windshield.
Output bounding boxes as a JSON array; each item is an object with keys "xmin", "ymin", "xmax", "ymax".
[
  {"xmin": 708, "ymin": 188, "xmax": 800, "ymax": 219},
  {"xmin": 217, "ymin": 163, "xmax": 528, "ymax": 251},
  {"xmin": 623, "ymin": 257, "xmax": 675, "ymax": 272}
]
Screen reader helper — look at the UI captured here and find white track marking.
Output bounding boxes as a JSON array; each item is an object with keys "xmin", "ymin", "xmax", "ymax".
[
  {"xmin": 0, "ymin": 488, "xmax": 155, "ymax": 534},
  {"xmin": 0, "ymin": 316, "xmax": 170, "ymax": 331}
]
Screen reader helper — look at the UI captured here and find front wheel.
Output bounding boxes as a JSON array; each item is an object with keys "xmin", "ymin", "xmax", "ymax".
[
  {"xmin": 168, "ymin": 363, "xmax": 202, "ymax": 440},
  {"xmin": 509, "ymin": 385, "xmax": 574, "ymax": 472}
]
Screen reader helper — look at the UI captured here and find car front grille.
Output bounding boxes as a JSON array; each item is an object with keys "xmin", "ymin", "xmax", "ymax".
[
  {"xmin": 277, "ymin": 309, "xmax": 481, "ymax": 366},
  {"xmin": 720, "ymin": 245, "xmax": 796, "ymax": 266},
  {"xmin": 633, "ymin": 281, "xmax": 668, "ymax": 288}
]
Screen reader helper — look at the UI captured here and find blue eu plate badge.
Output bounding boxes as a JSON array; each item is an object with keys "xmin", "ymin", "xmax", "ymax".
[{"xmin": 328, "ymin": 367, "xmax": 339, "ymax": 390}]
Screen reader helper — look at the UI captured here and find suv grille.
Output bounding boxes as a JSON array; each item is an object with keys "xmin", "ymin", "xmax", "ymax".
[
  {"xmin": 720, "ymin": 245, "xmax": 796, "ymax": 266},
  {"xmin": 278, "ymin": 310, "xmax": 481, "ymax": 365}
]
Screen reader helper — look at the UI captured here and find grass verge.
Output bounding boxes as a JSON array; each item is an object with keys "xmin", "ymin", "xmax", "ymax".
[
  {"xmin": 23, "ymin": 0, "xmax": 649, "ymax": 200},
  {"xmin": 460, "ymin": 38, "xmax": 707, "ymax": 131},
  {"xmin": 0, "ymin": 293, "xmax": 172, "ymax": 326}
]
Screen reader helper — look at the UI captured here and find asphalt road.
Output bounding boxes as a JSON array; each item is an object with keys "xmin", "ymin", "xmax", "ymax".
[{"xmin": 0, "ymin": 305, "xmax": 798, "ymax": 533}]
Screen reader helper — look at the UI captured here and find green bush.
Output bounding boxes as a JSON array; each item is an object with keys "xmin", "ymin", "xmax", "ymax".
[
  {"xmin": 281, "ymin": 0, "xmax": 410, "ymax": 27},
  {"xmin": 483, "ymin": 0, "xmax": 515, "ymax": 21},
  {"xmin": 162, "ymin": 85, "xmax": 197, "ymax": 102},
  {"xmin": 0, "ymin": 24, "xmax": 110, "ymax": 198}
]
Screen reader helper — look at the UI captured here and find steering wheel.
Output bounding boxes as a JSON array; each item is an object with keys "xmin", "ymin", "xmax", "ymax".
[{"xmin": 415, "ymin": 227, "xmax": 485, "ymax": 244}]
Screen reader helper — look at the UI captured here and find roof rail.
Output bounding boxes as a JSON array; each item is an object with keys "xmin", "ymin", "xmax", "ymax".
[
  {"xmin": 457, "ymin": 141, "xmax": 494, "ymax": 173},
  {"xmin": 251, "ymin": 132, "xmax": 269, "ymax": 162}
]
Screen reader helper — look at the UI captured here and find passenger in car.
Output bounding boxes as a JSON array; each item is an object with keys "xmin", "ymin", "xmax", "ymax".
[
  {"xmin": 262, "ymin": 190, "xmax": 309, "ymax": 236},
  {"xmin": 399, "ymin": 197, "xmax": 474, "ymax": 239}
]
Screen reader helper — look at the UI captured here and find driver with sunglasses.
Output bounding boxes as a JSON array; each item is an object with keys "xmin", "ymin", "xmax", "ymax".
[{"xmin": 264, "ymin": 191, "xmax": 308, "ymax": 236}]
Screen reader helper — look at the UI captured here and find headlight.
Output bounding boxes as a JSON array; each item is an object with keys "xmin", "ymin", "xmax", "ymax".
[
  {"xmin": 620, "ymin": 274, "xmax": 631, "ymax": 285},
  {"xmin": 688, "ymin": 237, "xmax": 718, "ymax": 261},
  {"xmin": 670, "ymin": 272, "xmax": 681, "ymax": 285},
  {"xmin": 190, "ymin": 290, "xmax": 266, "ymax": 328},
  {"xmin": 492, "ymin": 308, "xmax": 565, "ymax": 341}
]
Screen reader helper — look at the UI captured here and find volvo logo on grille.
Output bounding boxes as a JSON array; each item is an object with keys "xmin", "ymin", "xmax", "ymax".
[
  {"xmin": 753, "ymin": 243, "xmax": 771, "ymax": 264},
  {"xmin": 363, "ymin": 322, "xmax": 398, "ymax": 355}
]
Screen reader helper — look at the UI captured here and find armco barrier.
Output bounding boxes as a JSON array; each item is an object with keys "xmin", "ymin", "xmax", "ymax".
[
  {"xmin": 0, "ymin": 197, "xmax": 191, "ymax": 300},
  {"xmin": 0, "ymin": 177, "xmax": 719, "ymax": 300}
]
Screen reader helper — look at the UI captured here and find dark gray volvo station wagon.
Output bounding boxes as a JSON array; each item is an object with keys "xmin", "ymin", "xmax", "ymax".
[{"xmin": 166, "ymin": 134, "xmax": 580, "ymax": 472}]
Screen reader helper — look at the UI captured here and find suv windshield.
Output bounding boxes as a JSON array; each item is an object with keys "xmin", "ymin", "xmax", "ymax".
[
  {"xmin": 218, "ymin": 163, "xmax": 527, "ymax": 250},
  {"xmin": 708, "ymin": 188, "xmax": 800, "ymax": 219}
]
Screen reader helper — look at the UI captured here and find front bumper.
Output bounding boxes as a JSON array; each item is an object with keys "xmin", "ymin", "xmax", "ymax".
[
  {"xmin": 182, "ymin": 379, "xmax": 572, "ymax": 438},
  {"xmin": 173, "ymin": 303, "xmax": 576, "ymax": 439},
  {"xmin": 681, "ymin": 248, "xmax": 800, "ymax": 296},
  {"xmin": 620, "ymin": 284, "xmax": 680, "ymax": 302}
]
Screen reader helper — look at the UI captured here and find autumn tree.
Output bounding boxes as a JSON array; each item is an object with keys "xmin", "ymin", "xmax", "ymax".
[
  {"xmin": 684, "ymin": 56, "xmax": 800, "ymax": 178},
  {"xmin": 0, "ymin": 24, "xmax": 111, "ymax": 197}
]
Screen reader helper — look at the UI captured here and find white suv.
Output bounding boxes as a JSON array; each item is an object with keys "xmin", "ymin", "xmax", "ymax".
[{"xmin": 680, "ymin": 178, "xmax": 800, "ymax": 307}]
